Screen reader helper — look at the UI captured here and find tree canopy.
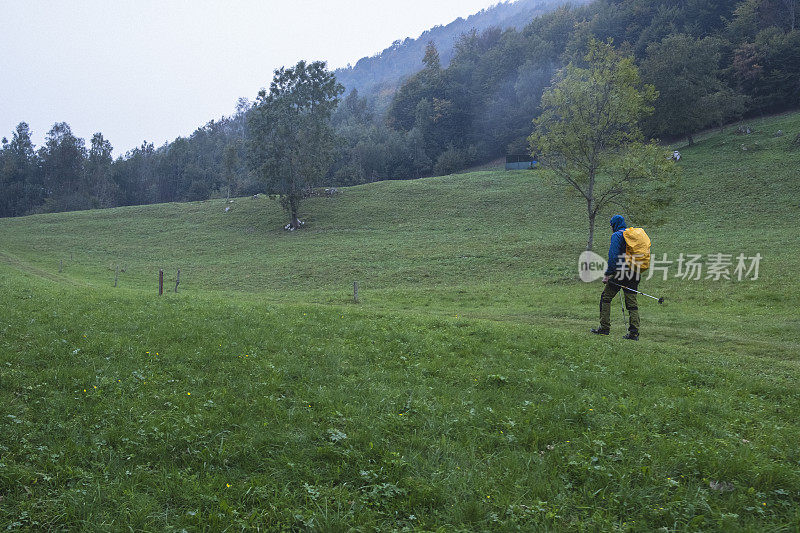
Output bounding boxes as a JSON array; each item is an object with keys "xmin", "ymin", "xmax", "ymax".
[
  {"xmin": 247, "ymin": 60, "xmax": 343, "ymax": 229},
  {"xmin": 529, "ymin": 40, "xmax": 679, "ymax": 251}
]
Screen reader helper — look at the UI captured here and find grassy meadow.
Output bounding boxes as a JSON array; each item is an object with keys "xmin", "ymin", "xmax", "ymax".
[{"xmin": 1, "ymin": 113, "xmax": 799, "ymax": 530}]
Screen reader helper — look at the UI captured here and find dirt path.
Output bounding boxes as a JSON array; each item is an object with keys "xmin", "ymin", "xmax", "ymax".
[{"xmin": 0, "ymin": 249, "xmax": 89, "ymax": 287}]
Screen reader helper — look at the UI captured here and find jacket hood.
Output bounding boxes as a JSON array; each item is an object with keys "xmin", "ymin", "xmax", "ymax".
[{"xmin": 610, "ymin": 215, "xmax": 627, "ymax": 232}]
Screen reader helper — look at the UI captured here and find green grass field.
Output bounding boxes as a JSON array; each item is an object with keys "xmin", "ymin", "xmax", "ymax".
[{"xmin": 1, "ymin": 113, "xmax": 799, "ymax": 531}]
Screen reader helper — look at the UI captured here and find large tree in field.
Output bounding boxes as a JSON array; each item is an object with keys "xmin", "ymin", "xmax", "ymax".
[
  {"xmin": 248, "ymin": 60, "xmax": 343, "ymax": 230},
  {"xmin": 528, "ymin": 40, "xmax": 679, "ymax": 251}
]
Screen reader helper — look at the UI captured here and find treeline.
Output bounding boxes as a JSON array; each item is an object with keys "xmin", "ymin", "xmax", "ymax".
[
  {"xmin": 2, "ymin": 0, "xmax": 798, "ymax": 218},
  {"xmin": 0, "ymin": 105, "xmax": 253, "ymax": 218},
  {"xmin": 329, "ymin": 0, "xmax": 799, "ymax": 182}
]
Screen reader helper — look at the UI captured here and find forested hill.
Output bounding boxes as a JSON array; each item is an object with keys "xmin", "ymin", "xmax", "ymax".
[
  {"xmin": 334, "ymin": 0, "xmax": 590, "ymax": 98},
  {"xmin": 2, "ymin": 0, "xmax": 799, "ymax": 218}
]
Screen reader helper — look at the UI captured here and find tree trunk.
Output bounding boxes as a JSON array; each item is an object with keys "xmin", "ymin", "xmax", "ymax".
[
  {"xmin": 586, "ymin": 171, "xmax": 596, "ymax": 251},
  {"xmin": 289, "ymin": 195, "xmax": 301, "ymax": 229}
]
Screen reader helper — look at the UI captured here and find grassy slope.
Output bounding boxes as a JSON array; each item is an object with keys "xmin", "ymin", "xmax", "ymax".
[{"xmin": 0, "ymin": 113, "xmax": 799, "ymax": 530}]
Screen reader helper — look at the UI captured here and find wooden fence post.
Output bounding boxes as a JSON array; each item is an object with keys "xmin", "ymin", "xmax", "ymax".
[
  {"xmin": 159, "ymin": 269, "xmax": 163, "ymax": 295},
  {"xmin": 354, "ymin": 281, "xmax": 359, "ymax": 303},
  {"xmin": 174, "ymin": 269, "xmax": 180, "ymax": 293},
  {"xmin": 114, "ymin": 265, "xmax": 118, "ymax": 287}
]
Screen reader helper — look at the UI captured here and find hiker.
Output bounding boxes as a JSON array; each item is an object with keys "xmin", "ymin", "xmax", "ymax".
[{"xmin": 591, "ymin": 215, "xmax": 649, "ymax": 340}]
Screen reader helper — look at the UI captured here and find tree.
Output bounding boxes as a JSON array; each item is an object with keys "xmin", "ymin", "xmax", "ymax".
[
  {"xmin": 247, "ymin": 60, "xmax": 343, "ymax": 229},
  {"xmin": 641, "ymin": 34, "xmax": 746, "ymax": 145},
  {"xmin": 112, "ymin": 142, "xmax": 156, "ymax": 206},
  {"xmin": 387, "ymin": 42, "xmax": 444, "ymax": 132},
  {"xmin": 38, "ymin": 122, "xmax": 88, "ymax": 212},
  {"xmin": 222, "ymin": 141, "xmax": 239, "ymax": 200},
  {"xmin": 729, "ymin": 0, "xmax": 797, "ymax": 36},
  {"xmin": 0, "ymin": 122, "xmax": 41, "ymax": 217},
  {"xmin": 732, "ymin": 27, "xmax": 800, "ymax": 112},
  {"xmin": 528, "ymin": 40, "xmax": 679, "ymax": 251},
  {"xmin": 86, "ymin": 132, "xmax": 117, "ymax": 207}
]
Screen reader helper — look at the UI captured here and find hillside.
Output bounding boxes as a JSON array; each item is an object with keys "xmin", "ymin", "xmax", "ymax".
[
  {"xmin": 333, "ymin": 0, "xmax": 587, "ymax": 98},
  {"xmin": 0, "ymin": 113, "xmax": 799, "ymax": 529},
  {"xmin": 6, "ymin": 0, "xmax": 798, "ymax": 218}
]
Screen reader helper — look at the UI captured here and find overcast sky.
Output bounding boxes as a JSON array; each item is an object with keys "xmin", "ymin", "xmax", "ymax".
[{"xmin": 0, "ymin": 0, "xmax": 502, "ymax": 157}]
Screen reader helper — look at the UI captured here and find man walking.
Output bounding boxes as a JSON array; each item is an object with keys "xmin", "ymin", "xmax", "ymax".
[{"xmin": 591, "ymin": 215, "xmax": 641, "ymax": 340}]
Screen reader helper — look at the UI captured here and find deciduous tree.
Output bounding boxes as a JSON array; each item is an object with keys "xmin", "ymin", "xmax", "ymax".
[
  {"xmin": 641, "ymin": 34, "xmax": 747, "ymax": 144},
  {"xmin": 528, "ymin": 40, "xmax": 679, "ymax": 251},
  {"xmin": 247, "ymin": 60, "xmax": 343, "ymax": 229}
]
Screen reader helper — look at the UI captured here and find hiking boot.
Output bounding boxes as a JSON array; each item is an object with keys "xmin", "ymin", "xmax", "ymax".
[
  {"xmin": 590, "ymin": 328, "xmax": 610, "ymax": 335},
  {"xmin": 622, "ymin": 333, "xmax": 639, "ymax": 341}
]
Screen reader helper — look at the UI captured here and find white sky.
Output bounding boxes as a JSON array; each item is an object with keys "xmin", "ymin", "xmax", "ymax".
[{"xmin": 0, "ymin": 0, "xmax": 500, "ymax": 157}]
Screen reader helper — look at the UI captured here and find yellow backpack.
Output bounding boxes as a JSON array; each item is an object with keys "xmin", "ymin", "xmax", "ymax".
[{"xmin": 623, "ymin": 227, "xmax": 651, "ymax": 272}]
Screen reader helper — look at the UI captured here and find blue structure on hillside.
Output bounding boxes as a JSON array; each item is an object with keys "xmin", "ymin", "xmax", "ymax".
[{"xmin": 505, "ymin": 155, "xmax": 538, "ymax": 170}]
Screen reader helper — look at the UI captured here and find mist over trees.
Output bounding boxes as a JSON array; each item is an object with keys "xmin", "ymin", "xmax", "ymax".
[
  {"xmin": 1, "ymin": 0, "xmax": 798, "ymax": 219},
  {"xmin": 333, "ymin": 0, "xmax": 588, "ymax": 102}
]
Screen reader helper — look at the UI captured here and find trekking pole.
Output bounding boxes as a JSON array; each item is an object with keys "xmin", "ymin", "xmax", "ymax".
[
  {"xmin": 620, "ymin": 293, "xmax": 626, "ymax": 321},
  {"xmin": 608, "ymin": 280, "xmax": 665, "ymax": 304}
]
